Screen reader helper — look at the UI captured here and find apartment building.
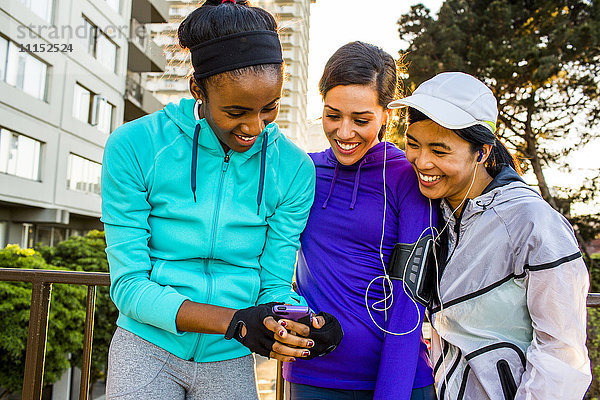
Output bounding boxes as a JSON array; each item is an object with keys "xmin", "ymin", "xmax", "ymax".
[
  {"xmin": 146, "ymin": 0, "xmax": 316, "ymax": 149},
  {"xmin": 0, "ymin": 0, "xmax": 167, "ymax": 249}
]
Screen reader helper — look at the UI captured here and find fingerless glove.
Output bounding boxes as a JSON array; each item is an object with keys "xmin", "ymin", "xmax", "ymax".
[
  {"xmin": 224, "ymin": 302, "xmax": 280, "ymax": 357},
  {"xmin": 303, "ymin": 311, "xmax": 343, "ymax": 360}
]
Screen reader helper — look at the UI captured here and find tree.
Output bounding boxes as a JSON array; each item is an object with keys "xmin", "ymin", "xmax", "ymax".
[
  {"xmin": 39, "ymin": 230, "xmax": 117, "ymax": 393},
  {"xmin": 396, "ymin": 0, "xmax": 600, "ymax": 267},
  {"xmin": 397, "ymin": 0, "xmax": 600, "ymax": 201},
  {"xmin": 0, "ymin": 245, "xmax": 86, "ymax": 399}
]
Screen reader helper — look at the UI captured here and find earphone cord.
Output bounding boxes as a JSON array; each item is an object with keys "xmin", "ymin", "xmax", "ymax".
[{"xmin": 366, "ymin": 135, "xmax": 427, "ymax": 337}]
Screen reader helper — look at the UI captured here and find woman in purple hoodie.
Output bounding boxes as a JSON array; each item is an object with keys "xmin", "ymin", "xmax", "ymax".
[{"xmin": 283, "ymin": 41, "xmax": 435, "ymax": 400}]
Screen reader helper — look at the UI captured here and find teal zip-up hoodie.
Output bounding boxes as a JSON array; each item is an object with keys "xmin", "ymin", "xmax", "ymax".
[{"xmin": 101, "ymin": 98, "xmax": 314, "ymax": 362}]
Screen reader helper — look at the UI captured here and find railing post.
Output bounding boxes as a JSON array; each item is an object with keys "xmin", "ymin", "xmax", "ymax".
[
  {"xmin": 276, "ymin": 360, "xmax": 284, "ymax": 400},
  {"xmin": 22, "ymin": 281, "xmax": 52, "ymax": 400},
  {"xmin": 79, "ymin": 286, "xmax": 97, "ymax": 400}
]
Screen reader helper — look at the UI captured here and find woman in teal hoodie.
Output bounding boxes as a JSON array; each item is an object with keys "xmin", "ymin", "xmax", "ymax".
[{"xmin": 101, "ymin": 1, "xmax": 330, "ymax": 398}]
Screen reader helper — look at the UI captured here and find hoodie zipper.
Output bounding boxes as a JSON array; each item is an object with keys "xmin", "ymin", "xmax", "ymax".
[
  {"xmin": 188, "ymin": 152, "xmax": 231, "ymax": 360},
  {"xmin": 209, "ymin": 153, "xmax": 230, "ymax": 258}
]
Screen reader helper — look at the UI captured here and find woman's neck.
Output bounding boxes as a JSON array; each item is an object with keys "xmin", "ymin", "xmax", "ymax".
[{"xmin": 448, "ymin": 168, "xmax": 494, "ymax": 216}]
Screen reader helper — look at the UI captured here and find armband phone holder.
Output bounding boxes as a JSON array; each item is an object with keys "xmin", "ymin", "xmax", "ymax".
[{"xmin": 387, "ymin": 234, "xmax": 436, "ymax": 307}]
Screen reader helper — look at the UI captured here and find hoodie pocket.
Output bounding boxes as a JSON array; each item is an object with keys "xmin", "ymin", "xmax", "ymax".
[
  {"xmin": 464, "ymin": 342, "xmax": 525, "ymax": 400},
  {"xmin": 497, "ymin": 360, "xmax": 518, "ymax": 400}
]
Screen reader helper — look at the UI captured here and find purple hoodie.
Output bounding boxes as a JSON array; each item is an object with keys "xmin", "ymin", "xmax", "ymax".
[{"xmin": 284, "ymin": 142, "xmax": 434, "ymax": 398}]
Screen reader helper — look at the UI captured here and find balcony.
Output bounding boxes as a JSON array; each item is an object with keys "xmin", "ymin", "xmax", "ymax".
[
  {"xmin": 131, "ymin": 0, "xmax": 169, "ymax": 23},
  {"xmin": 274, "ymin": 4, "xmax": 297, "ymax": 18},
  {"xmin": 128, "ymin": 18, "xmax": 167, "ymax": 73},
  {"xmin": 124, "ymin": 74, "xmax": 165, "ymax": 122}
]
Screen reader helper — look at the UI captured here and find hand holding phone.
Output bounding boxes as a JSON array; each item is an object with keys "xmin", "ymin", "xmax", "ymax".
[
  {"xmin": 272, "ymin": 304, "xmax": 312, "ymax": 325},
  {"xmin": 273, "ymin": 305, "xmax": 343, "ymax": 360}
]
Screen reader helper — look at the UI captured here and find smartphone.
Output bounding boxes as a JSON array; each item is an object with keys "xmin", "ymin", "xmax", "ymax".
[{"xmin": 272, "ymin": 304, "xmax": 312, "ymax": 324}]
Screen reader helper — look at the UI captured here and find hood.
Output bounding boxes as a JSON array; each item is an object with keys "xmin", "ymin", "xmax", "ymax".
[
  {"xmin": 441, "ymin": 165, "xmax": 540, "ymax": 223},
  {"xmin": 163, "ymin": 98, "xmax": 281, "ymax": 159},
  {"xmin": 163, "ymin": 98, "xmax": 281, "ymax": 213},
  {"xmin": 317, "ymin": 141, "xmax": 405, "ymax": 210},
  {"xmin": 320, "ymin": 141, "xmax": 404, "ymax": 169}
]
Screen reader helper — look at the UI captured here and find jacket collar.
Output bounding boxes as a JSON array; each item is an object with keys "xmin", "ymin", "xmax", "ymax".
[
  {"xmin": 440, "ymin": 165, "xmax": 536, "ymax": 223},
  {"xmin": 163, "ymin": 98, "xmax": 281, "ymax": 159}
]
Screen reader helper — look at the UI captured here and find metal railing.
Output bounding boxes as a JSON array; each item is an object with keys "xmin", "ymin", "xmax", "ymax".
[
  {"xmin": 0, "ymin": 268, "xmax": 110, "ymax": 400},
  {"xmin": 0, "ymin": 266, "xmax": 598, "ymax": 400}
]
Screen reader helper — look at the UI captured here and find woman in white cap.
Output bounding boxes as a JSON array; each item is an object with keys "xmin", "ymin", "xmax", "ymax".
[{"xmin": 388, "ymin": 72, "xmax": 592, "ymax": 399}]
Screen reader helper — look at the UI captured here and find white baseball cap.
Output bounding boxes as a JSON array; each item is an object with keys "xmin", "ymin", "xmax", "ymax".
[{"xmin": 388, "ymin": 72, "xmax": 498, "ymax": 134}]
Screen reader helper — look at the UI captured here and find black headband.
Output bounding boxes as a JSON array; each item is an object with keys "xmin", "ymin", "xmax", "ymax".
[{"xmin": 190, "ymin": 30, "xmax": 283, "ymax": 81}]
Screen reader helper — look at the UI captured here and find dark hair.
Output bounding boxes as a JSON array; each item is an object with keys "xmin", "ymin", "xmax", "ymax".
[
  {"xmin": 178, "ymin": 0, "xmax": 282, "ymax": 96},
  {"xmin": 319, "ymin": 41, "xmax": 399, "ymax": 140},
  {"xmin": 406, "ymin": 108, "xmax": 521, "ymax": 176}
]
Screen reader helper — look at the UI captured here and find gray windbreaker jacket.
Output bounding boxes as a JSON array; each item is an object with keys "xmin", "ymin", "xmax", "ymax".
[{"xmin": 431, "ymin": 166, "xmax": 591, "ymax": 400}]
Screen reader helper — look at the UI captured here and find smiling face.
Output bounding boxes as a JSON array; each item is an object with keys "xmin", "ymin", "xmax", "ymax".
[
  {"xmin": 322, "ymin": 84, "xmax": 389, "ymax": 165},
  {"xmin": 405, "ymin": 120, "xmax": 493, "ymax": 210},
  {"xmin": 192, "ymin": 69, "xmax": 283, "ymax": 153}
]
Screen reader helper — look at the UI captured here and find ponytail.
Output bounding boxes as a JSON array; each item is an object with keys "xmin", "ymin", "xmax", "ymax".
[
  {"xmin": 485, "ymin": 140, "xmax": 521, "ymax": 176},
  {"xmin": 454, "ymin": 125, "xmax": 520, "ymax": 177}
]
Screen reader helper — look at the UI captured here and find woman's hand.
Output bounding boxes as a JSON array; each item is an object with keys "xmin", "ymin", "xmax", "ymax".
[
  {"xmin": 299, "ymin": 312, "xmax": 344, "ymax": 360},
  {"xmin": 270, "ymin": 312, "xmax": 342, "ymax": 361},
  {"xmin": 224, "ymin": 302, "xmax": 314, "ymax": 362},
  {"xmin": 263, "ymin": 316, "xmax": 317, "ymax": 362}
]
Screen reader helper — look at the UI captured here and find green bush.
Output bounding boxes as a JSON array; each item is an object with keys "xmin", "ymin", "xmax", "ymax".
[
  {"xmin": 39, "ymin": 230, "xmax": 117, "ymax": 391},
  {"xmin": 0, "ymin": 245, "xmax": 86, "ymax": 395}
]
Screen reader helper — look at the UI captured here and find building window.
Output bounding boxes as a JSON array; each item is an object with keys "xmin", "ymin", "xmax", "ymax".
[
  {"xmin": 105, "ymin": 0, "xmax": 120, "ymax": 13},
  {"xmin": 73, "ymin": 83, "xmax": 92, "ymax": 123},
  {"xmin": 97, "ymin": 32, "xmax": 117, "ymax": 72},
  {"xmin": 0, "ymin": 35, "xmax": 48, "ymax": 101},
  {"xmin": 73, "ymin": 83, "xmax": 114, "ymax": 133},
  {"xmin": 22, "ymin": 223, "xmax": 35, "ymax": 249},
  {"xmin": 95, "ymin": 96, "xmax": 114, "ymax": 134},
  {"xmin": 0, "ymin": 127, "xmax": 42, "ymax": 181},
  {"xmin": 67, "ymin": 154, "xmax": 101, "ymax": 195},
  {"xmin": 169, "ymin": 7, "xmax": 188, "ymax": 17},
  {"xmin": 0, "ymin": 221, "xmax": 6, "ymax": 248},
  {"xmin": 18, "ymin": 0, "xmax": 54, "ymax": 22},
  {"xmin": 35, "ymin": 226, "xmax": 66, "ymax": 247},
  {"xmin": 80, "ymin": 16, "xmax": 118, "ymax": 72}
]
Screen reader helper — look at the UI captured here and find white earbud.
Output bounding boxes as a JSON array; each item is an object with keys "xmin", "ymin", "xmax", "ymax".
[{"xmin": 193, "ymin": 99, "xmax": 202, "ymax": 121}]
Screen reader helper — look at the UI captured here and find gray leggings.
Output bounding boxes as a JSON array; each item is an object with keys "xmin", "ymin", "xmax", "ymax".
[{"xmin": 106, "ymin": 327, "xmax": 259, "ymax": 400}]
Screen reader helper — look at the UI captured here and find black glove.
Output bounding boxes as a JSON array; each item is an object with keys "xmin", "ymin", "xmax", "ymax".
[
  {"xmin": 300, "ymin": 311, "xmax": 343, "ymax": 360},
  {"xmin": 224, "ymin": 302, "xmax": 281, "ymax": 357}
]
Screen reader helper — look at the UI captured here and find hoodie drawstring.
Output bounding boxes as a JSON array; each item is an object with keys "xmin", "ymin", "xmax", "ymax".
[
  {"xmin": 322, "ymin": 163, "xmax": 339, "ymax": 209},
  {"xmin": 191, "ymin": 123, "xmax": 201, "ymax": 202},
  {"xmin": 322, "ymin": 159, "xmax": 367, "ymax": 210},
  {"xmin": 349, "ymin": 159, "xmax": 367, "ymax": 210},
  {"xmin": 190, "ymin": 122, "xmax": 268, "ymax": 213},
  {"xmin": 257, "ymin": 131, "xmax": 268, "ymax": 215}
]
